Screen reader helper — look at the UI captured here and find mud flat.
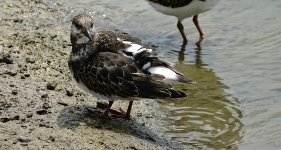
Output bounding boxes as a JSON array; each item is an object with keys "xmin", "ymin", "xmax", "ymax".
[{"xmin": 0, "ymin": 0, "xmax": 193, "ymax": 149}]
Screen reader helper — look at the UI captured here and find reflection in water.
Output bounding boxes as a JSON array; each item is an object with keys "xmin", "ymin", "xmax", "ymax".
[{"xmin": 160, "ymin": 44, "xmax": 244, "ymax": 149}]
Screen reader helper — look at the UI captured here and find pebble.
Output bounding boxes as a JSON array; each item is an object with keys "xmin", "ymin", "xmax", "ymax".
[
  {"xmin": 41, "ymin": 94, "xmax": 48, "ymax": 99},
  {"xmin": 129, "ymin": 144, "xmax": 138, "ymax": 150},
  {"xmin": 7, "ymin": 70, "xmax": 17, "ymax": 76},
  {"xmin": 11, "ymin": 115, "xmax": 20, "ymax": 120},
  {"xmin": 66, "ymin": 88, "xmax": 73, "ymax": 97},
  {"xmin": 46, "ymin": 82, "xmax": 57, "ymax": 90},
  {"xmin": 21, "ymin": 143, "xmax": 28, "ymax": 146},
  {"xmin": 13, "ymin": 19, "xmax": 23, "ymax": 23},
  {"xmin": 49, "ymin": 136, "xmax": 55, "ymax": 142},
  {"xmin": 39, "ymin": 122, "xmax": 53, "ymax": 128},
  {"xmin": 17, "ymin": 135, "xmax": 30, "ymax": 143},
  {"xmin": 12, "ymin": 90, "xmax": 18, "ymax": 95},
  {"xmin": 24, "ymin": 73, "xmax": 30, "ymax": 77},
  {"xmin": 0, "ymin": 117, "xmax": 10, "ymax": 123},
  {"xmin": 42, "ymin": 102, "xmax": 51, "ymax": 109},
  {"xmin": 36, "ymin": 109, "xmax": 47, "ymax": 115},
  {"xmin": 25, "ymin": 57, "xmax": 35, "ymax": 63},
  {"xmin": 26, "ymin": 113, "xmax": 33, "ymax": 118},
  {"xmin": 0, "ymin": 55, "xmax": 13, "ymax": 64},
  {"xmin": 57, "ymin": 101, "xmax": 68, "ymax": 106}
]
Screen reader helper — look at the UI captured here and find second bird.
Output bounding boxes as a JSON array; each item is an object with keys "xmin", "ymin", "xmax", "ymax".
[{"xmin": 145, "ymin": 0, "xmax": 219, "ymax": 43}]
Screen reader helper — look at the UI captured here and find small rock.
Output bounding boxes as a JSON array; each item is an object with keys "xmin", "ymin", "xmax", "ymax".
[
  {"xmin": 66, "ymin": 89, "xmax": 73, "ymax": 97},
  {"xmin": 3, "ymin": 41, "xmax": 13, "ymax": 48},
  {"xmin": 46, "ymin": 82, "xmax": 57, "ymax": 90},
  {"xmin": 129, "ymin": 144, "xmax": 139, "ymax": 150},
  {"xmin": 24, "ymin": 73, "xmax": 30, "ymax": 77},
  {"xmin": 20, "ymin": 75, "xmax": 25, "ymax": 79},
  {"xmin": 13, "ymin": 19, "xmax": 23, "ymax": 23},
  {"xmin": 0, "ymin": 55, "xmax": 13, "ymax": 64},
  {"xmin": 39, "ymin": 122, "xmax": 46, "ymax": 127},
  {"xmin": 145, "ymin": 115, "xmax": 153, "ymax": 119},
  {"xmin": 12, "ymin": 90, "xmax": 18, "ymax": 95},
  {"xmin": 39, "ymin": 122, "xmax": 53, "ymax": 128},
  {"xmin": 50, "ymin": 35, "xmax": 57, "ymax": 40},
  {"xmin": 25, "ymin": 57, "xmax": 35, "ymax": 63},
  {"xmin": 137, "ymin": 113, "xmax": 142, "ymax": 117},
  {"xmin": 41, "ymin": 94, "xmax": 48, "ymax": 99},
  {"xmin": 8, "ymin": 70, "xmax": 17, "ymax": 76},
  {"xmin": 36, "ymin": 109, "xmax": 47, "ymax": 115},
  {"xmin": 21, "ymin": 143, "xmax": 28, "ymax": 146},
  {"xmin": 17, "ymin": 135, "xmax": 30, "ymax": 143},
  {"xmin": 0, "ymin": 117, "xmax": 10, "ymax": 123},
  {"xmin": 57, "ymin": 101, "xmax": 68, "ymax": 106},
  {"xmin": 11, "ymin": 115, "xmax": 20, "ymax": 120},
  {"xmin": 145, "ymin": 102, "xmax": 149, "ymax": 106},
  {"xmin": 49, "ymin": 136, "xmax": 55, "ymax": 142},
  {"xmin": 42, "ymin": 102, "xmax": 51, "ymax": 109},
  {"xmin": 28, "ymin": 128, "xmax": 35, "ymax": 133},
  {"xmin": 26, "ymin": 113, "xmax": 33, "ymax": 118}
]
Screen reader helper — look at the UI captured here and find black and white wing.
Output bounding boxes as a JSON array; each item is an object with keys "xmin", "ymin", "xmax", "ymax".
[{"xmin": 94, "ymin": 29, "xmax": 193, "ymax": 84}]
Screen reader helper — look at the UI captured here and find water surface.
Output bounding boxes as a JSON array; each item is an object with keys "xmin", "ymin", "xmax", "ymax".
[{"xmin": 49, "ymin": 0, "xmax": 281, "ymax": 149}]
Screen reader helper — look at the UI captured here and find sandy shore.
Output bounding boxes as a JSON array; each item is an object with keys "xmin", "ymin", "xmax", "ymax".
[{"xmin": 0, "ymin": 0, "xmax": 194, "ymax": 149}]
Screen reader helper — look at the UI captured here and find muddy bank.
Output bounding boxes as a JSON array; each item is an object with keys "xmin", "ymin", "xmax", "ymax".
[{"xmin": 0, "ymin": 0, "xmax": 193, "ymax": 149}]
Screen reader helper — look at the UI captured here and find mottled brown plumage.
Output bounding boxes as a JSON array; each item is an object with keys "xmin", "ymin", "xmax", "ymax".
[{"xmin": 68, "ymin": 14, "xmax": 192, "ymax": 119}]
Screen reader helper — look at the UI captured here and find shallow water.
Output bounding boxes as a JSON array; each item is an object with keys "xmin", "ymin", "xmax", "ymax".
[{"xmin": 49, "ymin": 0, "xmax": 281, "ymax": 149}]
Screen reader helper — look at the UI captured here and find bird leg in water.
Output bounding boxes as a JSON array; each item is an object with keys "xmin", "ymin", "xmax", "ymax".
[
  {"xmin": 193, "ymin": 15, "xmax": 205, "ymax": 38},
  {"xmin": 177, "ymin": 21, "xmax": 188, "ymax": 44}
]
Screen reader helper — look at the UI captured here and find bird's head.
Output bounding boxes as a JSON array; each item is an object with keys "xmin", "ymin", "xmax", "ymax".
[{"xmin": 71, "ymin": 14, "xmax": 95, "ymax": 44}]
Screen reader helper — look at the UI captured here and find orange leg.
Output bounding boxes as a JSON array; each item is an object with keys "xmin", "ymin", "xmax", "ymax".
[
  {"xmin": 193, "ymin": 15, "xmax": 205, "ymax": 45},
  {"xmin": 96, "ymin": 101, "xmax": 134, "ymax": 119},
  {"xmin": 177, "ymin": 21, "xmax": 188, "ymax": 44},
  {"xmin": 101, "ymin": 101, "xmax": 114, "ymax": 118},
  {"xmin": 193, "ymin": 15, "xmax": 205, "ymax": 38},
  {"xmin": 125, "ymin": 101, "xmax": 133, "ymax": 119}
]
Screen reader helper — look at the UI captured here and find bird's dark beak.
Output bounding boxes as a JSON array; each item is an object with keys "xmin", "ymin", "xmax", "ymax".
[{"xmin": 84, "ymin": 30, "xmax": 93, "ymax": 41}]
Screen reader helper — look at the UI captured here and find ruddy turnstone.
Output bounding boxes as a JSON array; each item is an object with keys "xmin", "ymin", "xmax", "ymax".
[
  {"xmin": 68, "ymin": 14, "xmax": 193, "ymax": 119},
  {"xmin": 146, "ymin": 0, "xmax": 219, "ymax": 43}
]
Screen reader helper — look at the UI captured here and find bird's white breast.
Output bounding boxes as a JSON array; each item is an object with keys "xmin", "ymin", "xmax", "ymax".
[{"xmin": 147, "ymin": 0, "xmax": 219, "ymax": 21}]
